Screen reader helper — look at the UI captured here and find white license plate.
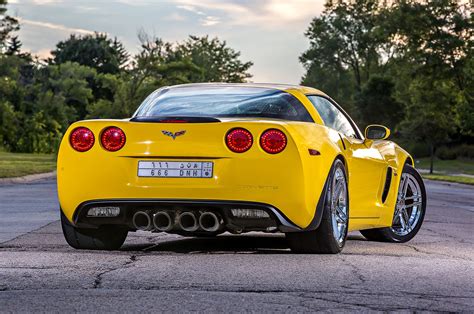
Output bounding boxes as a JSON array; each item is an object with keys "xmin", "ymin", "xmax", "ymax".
[{"xmin": 138, "ymin": 161, "xmax": 213, "ymax": 178}]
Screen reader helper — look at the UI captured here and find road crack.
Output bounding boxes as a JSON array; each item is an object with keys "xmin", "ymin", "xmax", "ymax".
[{"xmin": 92, "ymin": 255, "xmax": 138, "ymax": 289}]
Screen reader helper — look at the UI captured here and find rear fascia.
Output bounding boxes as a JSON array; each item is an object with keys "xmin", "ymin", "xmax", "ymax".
[{"xmin": 57, "ymin": 118, "xmax": 335, "ymax": 229}]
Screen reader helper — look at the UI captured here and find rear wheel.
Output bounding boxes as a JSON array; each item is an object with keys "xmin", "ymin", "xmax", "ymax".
[
  {"xmin": 361, "ymin": 164, "xmax": 426, "ymax": 242},
  {"xmin": 286, "ymin": 159, "xmax": 349, "ymax": 254},
  {"xmin": 61, "ymin": 211, "xmax": 128, "ymax": 250}
]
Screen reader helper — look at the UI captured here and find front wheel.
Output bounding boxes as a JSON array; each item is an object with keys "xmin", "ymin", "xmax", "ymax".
[
  {"xmin": 361, "ymin": 164, "xmax": 426, "ymax": 242},
  {"xmin": 61, "ymin": 211, "xmax": 128, "ymax": 250},
  {"xmin": 286, "ymin": 159, "xmax": 349, "ymax": 254}
]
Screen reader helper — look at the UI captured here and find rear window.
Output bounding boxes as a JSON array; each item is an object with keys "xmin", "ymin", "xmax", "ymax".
[{"xmin": 133, "ymin": 86, "xmax": 314, "ymax": 122}]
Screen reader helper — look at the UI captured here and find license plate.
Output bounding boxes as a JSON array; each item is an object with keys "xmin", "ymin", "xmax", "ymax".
[{"xmin": 138, "ymin": 161, "xmax": 213, "ymax": 178}]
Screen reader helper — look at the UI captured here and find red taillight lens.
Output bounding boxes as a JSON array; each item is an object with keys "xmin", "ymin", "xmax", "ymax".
[
  {"xmin": 101, "ymin": 127, "xmax": 126, "ymax": 152},
  {"xmin": 70, "ymin": 127, "xmax": 95, "ymax": 152},
  {"xmin": 260, "ymin": 129, "xmax": 287, "ymax": 154},
  {"xmin": 225, "ymin": 128, "xmax": 253, "ymax": 153}
]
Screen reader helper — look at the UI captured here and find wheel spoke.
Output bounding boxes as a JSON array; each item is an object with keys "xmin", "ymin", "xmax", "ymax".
[
  {"xmin": 405, "ymin": 201, "xmax": 422, "ymax": 208},
  {"xmin": 402, "ymin": 175, "xmax": 410, "ymax": 197},
  {"xmin": 402, "ymin": 208, "xmax": 411, "ymax": 232},
  {"xmin": 399, "ymin": 212, "xmax": 407, "ymax": 231},
  {"xmin": 404, "ymin": 195, "xmax": 421, "ymax": 201},
  {"xmin": 336, "ymin": 206, "xmax": 347, "ymax": 223}
]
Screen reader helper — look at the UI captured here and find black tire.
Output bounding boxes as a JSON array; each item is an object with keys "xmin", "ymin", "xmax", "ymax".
[
  {"xmin": 360, "ymin": 164, "xmax": 426, "ymax": 243},
  {"xmin": 286, "ymin": 159, "xmax": 349, "ymax": 254},
  {"xmin": 61, "ymin": 211, "xmax": 128, "ymax": 250}
]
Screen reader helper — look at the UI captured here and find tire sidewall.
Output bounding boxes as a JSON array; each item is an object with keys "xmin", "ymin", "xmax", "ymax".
[
  {"xmin": 323, "ymin": 159, "xmax": 349, "ymax": 250},
  {"xmin": 386, "ymin": 164, "xmax": 427, "ymax": 242}
]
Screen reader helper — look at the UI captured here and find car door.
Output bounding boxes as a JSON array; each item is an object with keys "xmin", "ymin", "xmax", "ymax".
[{"xmin": 306, "ymin": 95, "xmax": 387, "ymax": 219}]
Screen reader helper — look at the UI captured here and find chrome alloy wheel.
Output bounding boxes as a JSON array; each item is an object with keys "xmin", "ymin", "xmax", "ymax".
[
  {"xmin": 330, "ymin": 167, "xmax": 348, "ymax": 245},
  {"xmin": 391, "ymin": 172, "xmax": 423, "ymax": 236}
]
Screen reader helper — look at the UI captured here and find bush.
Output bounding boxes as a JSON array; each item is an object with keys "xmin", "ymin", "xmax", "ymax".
[
  {"xmin": 436, "ymin": 146, "xmax": 457, "ymax": 160},
  {"xmin": 436, "ymin": 144, "xmax": 474, "ymax": 160},
  {"xmin": 455, "ymin": 144, "xmax": 474, "ymax": 159},
  {"xmin": 406, "ymin": 142, "xmax": 431, "ymax": 158}
]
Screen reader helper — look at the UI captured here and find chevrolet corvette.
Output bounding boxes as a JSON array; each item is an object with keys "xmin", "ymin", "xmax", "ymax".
[{"xmin": 58, "ymin": 83, "xmax": 426, "ymax": 253}]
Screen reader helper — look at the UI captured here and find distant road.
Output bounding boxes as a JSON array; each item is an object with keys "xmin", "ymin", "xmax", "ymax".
[{"xmin": 0, "ymin": 179, "xmax": 473, "ymax": 311}]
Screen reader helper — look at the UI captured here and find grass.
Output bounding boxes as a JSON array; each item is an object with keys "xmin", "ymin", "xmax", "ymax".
[
  {"xmin": 423, "ymin": 174, "xmax": 474, "ymax": 185},
  {"xmin": 415, "ymin": 157, "xmax": 474, "ymax": 175},
  {"xmin": 415, "ymin": 157, "xmax": 474, "ymax": 185},
  {"xmin": 0, "ymin": 151, "xmax": 56, "ymax": 178}
]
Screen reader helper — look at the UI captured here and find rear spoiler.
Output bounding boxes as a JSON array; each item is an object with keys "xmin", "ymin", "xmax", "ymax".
[{"xmin": 130, "ymin": 116, "xmax": 221, "ymax": 123}]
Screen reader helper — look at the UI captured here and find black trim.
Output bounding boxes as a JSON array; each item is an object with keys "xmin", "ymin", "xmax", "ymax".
[
  {"xmin": 382, "ymin": 167, "xmax": 393, "ymax": 203},
  {"xmin": 305, "ymin": 94, "xmax": 364, "ymax": 140},
  {"xmin": 338, "ymin": 133, "xmax": 347, "ymax": 150},
  {"xmin": 130, "ymin": 116, "xmax": 221, "ymax": 123},
  {"xmin": 71, "ymin": 193, "xmax": 328, "ymax": 232}
]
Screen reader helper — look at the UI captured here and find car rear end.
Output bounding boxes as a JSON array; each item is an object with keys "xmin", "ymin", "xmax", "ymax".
[{"xmin": 57, "ymin": 85, "xmax": 326, "ymax": 236}]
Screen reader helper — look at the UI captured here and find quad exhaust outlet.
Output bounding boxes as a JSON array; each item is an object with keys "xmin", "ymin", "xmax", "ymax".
[{"xmin": 133, "ymin": 210, "xmax": 224, "ymax": 233}]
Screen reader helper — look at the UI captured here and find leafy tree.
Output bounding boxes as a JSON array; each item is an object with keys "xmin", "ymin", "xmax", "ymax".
[
  {"xmin": 391, "ymin": 0, "xmax": 473, "ymax": 170},
  {"xmin": 172, "ymin": 35, "xmax": 253, "ymax": 83},
  {"xmin": 355, "ymin": 76, "xmax": 403, "ymax": 129},
  {"xmin": 401, "ymin": 78, "xmax": 459, "ymax": 173},
  {"xmin": 301, "ymin": 0, "xmax": 387, "ymax": 95},
  {"xmin": 0, "ymin": 0, "xmax": 18, "ymax": 52},
  {"xmin": 51, "ymin": 33, "xmax": 129, "ymax": 74}
]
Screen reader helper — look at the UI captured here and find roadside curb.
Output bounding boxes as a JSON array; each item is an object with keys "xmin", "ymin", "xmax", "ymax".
[{"xmin": 0, "ymin": 171, "xmax": 56, "ymax": 184}]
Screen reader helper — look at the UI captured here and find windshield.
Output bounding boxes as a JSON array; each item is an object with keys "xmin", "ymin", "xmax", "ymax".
[{"xmin": 133, "ymin": 86, "xmax": 314, "ymax": 122}]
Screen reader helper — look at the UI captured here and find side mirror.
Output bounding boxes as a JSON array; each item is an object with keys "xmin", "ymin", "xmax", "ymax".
[{"xmin": 365, "ymin": 125, "xmax": 390, "ymax": 140}]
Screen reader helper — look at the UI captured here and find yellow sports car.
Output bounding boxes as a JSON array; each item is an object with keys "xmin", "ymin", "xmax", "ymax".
[{"xmin": 58, "ymin": 83, "xmax": 426, "ymax": 253}]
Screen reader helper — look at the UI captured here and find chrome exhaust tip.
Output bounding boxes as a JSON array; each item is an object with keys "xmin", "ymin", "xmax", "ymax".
[
  {"xmin": 199, "ymin": 212, "xmax": 221, "ymax": 232},
  {"xmin": 153, "ymin": 211, "xmax": 173, "ymax": 232},
  {"xmin": 177, "ymin": 212, "xmax": 199, "ymax": 232},
  {"xmin": 132, "ymin": 211, "xmax": 152, "ymax": 231}
]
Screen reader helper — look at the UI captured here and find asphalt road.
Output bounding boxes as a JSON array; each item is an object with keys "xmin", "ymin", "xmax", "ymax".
[{"xmin": 0, "ymin": 178, "xmax": 473, "ymax": 312}]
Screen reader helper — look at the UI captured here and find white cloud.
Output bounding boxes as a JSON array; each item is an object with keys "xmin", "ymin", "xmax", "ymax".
[
  {"xmin": 19, "ymin": 18, "xmax": 94, "ymax": 35},
  {"xmin": 200, "ymin": 16, "xmax": 220, "ymax": 26},
  {"xmin": 177, "ymin": 5, "xmax": 205, "ymax": 15},
  {"xmin": 173, "ymin": 0, "xmax": 324, "ymax": 28}
]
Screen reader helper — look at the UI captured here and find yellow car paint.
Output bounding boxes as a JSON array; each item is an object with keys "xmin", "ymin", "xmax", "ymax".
[{"xmin": 57, "ymin": 83, "xmax": 413, "ymax": 232}]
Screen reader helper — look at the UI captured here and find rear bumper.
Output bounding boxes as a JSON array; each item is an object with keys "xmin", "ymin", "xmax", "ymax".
[{"xmin": 71, "ymin": 199, "xmax": 306, "ymax": 232}]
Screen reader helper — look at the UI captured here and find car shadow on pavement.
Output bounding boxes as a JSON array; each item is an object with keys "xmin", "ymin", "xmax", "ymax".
[{"xmin": 120, "ymin": 234, "xmax": 366, "ymax": 254}]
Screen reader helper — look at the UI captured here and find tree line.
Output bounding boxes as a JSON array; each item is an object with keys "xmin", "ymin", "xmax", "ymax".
[
  {"xmin": 0, "ymin": 0, "xmax": 253, "ymax": 153},
  {"xmin": 301, "ymin": 0, "xmax": 473, "ymax": 171},
  {"xmin": 0, "ymin": 0, "xmax": 473, "ymax": 170}
]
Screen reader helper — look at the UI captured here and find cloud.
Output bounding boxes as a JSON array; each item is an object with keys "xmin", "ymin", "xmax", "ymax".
[
  {"xmin": 172, "ymin": 0, "xmax": 324, "ymax": 28},
  {"xmin": 19, "ymin": 18, "xmax": 94, "ymax": 35},
  {"xmin": 177, "ymin": 5, "xmax": 205, "ymax": 15},
  {"xmin": 200, "ymin": 16, "xmax": 220, "ymax": 26}
]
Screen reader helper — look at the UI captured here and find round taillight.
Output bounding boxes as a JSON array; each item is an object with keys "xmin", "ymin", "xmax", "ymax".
[
  {"xmin": 70, "ymin": 127, "xmax": 95, "ymax": 152},
  {"xmin": 225, "ymin": 128, "xmax": 253, "ymax": 153},
  {"xmin": 101, "ymin": 127, "xmax": 126, "ymax": 152},
  {"xmin": 260, "ymin": 129, "xmax": 287, "ymax": 154}
]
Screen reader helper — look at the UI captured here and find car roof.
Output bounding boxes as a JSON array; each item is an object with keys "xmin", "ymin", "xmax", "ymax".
[{"xmin": 167, "ymin": 82, "xmax": 328, "ymax": 96}]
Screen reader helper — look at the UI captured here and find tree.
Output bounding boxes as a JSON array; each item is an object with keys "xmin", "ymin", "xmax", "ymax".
[
  {"xmin": 5, "ymin": 35, "xmax": 20, "ymax": 55},
  {"xmin": 172, "ymin": 35, "xmax": 253, "ymax": 83},
  {"xmin": 401, "ymin": 78, "xmax": 458, "ymax": 174},
  {"xmin": 0, "ymin": 0, "xmax": 18, "ymax": 52},
  {"xmin": 301, "ymin": 0, "xmax": 387, "ymax": 94},
  {"xmin": 51, "ymin": 33, "xmax": 129, "ymax": 74},
  {"xmin": 355, "ymin": 76, "xmax": 403, "ymax": 129},
  {"xmin": 391, "ymin": 0, "xmax": 473, "ymax": 171}
]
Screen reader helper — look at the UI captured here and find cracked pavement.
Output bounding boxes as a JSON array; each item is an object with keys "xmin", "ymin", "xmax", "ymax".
[{"xmin": 0, "ymin": 179, "xmax": 473, "ymax": 311}]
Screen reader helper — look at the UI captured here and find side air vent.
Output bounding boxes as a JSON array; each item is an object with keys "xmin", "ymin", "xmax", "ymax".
[{"xmin": 382, "ymin": 167, "xmax": 393, "ymax": 203}]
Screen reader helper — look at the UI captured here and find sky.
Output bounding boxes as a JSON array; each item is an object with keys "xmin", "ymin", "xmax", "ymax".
[{"xmin": 7, "ymin": 0, "xmax": 326, "ymax": 84}]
